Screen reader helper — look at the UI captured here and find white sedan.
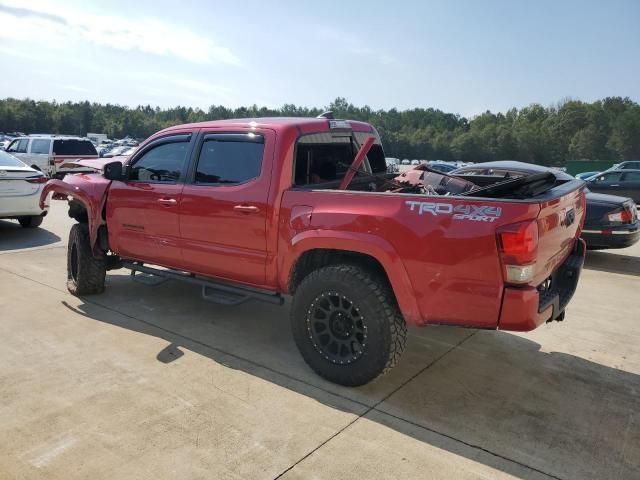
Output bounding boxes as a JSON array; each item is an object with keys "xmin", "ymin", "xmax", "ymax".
[{"xmin": 0, "ymin": 150, "xmax": 48, "ymax": 228}]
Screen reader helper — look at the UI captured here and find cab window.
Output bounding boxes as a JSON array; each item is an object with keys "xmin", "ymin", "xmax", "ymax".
[
  {"xmin": 195, "ymin": 135, "xmax": 264, "ymax": 185},
  {"xmin": 129, "ymin": 141, "xmax": 189, "ymax": 183},
  {"xmin": 293, "ymin": 132, "xmax": 385, "ymax": 187}
]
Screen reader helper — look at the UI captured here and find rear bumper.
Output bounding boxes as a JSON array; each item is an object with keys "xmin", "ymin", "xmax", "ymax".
[
  {"xmin": 0, "ymin": 191, "xmax": 48, "ymax": 218},
  {"xmin": 498, "ymin": 238, "xmax": 586, "ymax": 331},
  {"xmin": 582, "ymin": 224, "xmax": 639, "ymax": 250}
]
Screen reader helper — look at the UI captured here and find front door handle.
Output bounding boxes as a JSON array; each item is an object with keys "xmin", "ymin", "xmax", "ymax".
[
  {"xmin": 234, "ymin": 204, "xmax": 260, "ymax": 214},
  {"xmin": 158, "ymin": 198, "xmax": 177, "ymax": 205},
  {"xmin": 610, "ymin": 184, "xmax": 620, "ymax": 187}
]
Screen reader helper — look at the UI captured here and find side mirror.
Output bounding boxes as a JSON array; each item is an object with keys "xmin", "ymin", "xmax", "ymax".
[{"xmin": 103, "ymin": 161, "xmax": 124, "ymax": 181}]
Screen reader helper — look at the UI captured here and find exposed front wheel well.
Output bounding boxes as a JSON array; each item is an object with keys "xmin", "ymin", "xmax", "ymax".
[
  {"xmin": 289, "ymin": 248, "xmax": 393, "ymax": 295},
  {"xmin": 68, "ymin": 199, "xmax": 89, "ymax": 223}
]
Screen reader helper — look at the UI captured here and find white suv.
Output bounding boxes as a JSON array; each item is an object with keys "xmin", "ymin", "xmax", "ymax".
[{"xmin": 5, "ymin": 135, "xmax": 99, "ymax": 178}]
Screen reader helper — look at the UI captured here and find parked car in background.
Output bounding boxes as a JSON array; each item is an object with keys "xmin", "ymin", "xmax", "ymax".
[
  {"xmin": 452, "ymin": 161, "xmax": 639, "ymax": 250},
  {"xmin": 5, "ymin": 135, "xmax": 99, "ymax": 178},
  {"xmin": 585, "ymin": 170, "xmax": 640, "ymax": 203},
  {"xmin": 611, "ymin": 160, "xmax": 640, "ymax": 171},
  {"xmin": 575, "ymin": 171, "xmax": 600, "ymax": 180},
  {"xmin": 385, "ymin": 158, "xmax": 399, "ymax": 173},
  {"xmin": 401, "ymin": 159, "xmax": 410, "ymax": 165},
  {"xmin": 427, "ymin": 161, "xmax": 457, "ymax": 173},
  {"xmin": 0, "ymin": 150, "xmax": 49, "ymax": 228},
  {"xmin": 101, "ymin": 146, "xmax": 133, "ymax": 158},
  {"xmin": 410, "ymin": 159, "xmax": 420, "ymax": 165}
]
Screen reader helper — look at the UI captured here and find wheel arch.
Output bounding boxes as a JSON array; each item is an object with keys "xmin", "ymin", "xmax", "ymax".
[
  {"xmin": 40, "ymin": 178, "xmax": 108, "ymax": 254},
  {"xmin": 282, "ymin": 231, "xmax": 421, "ymax": 325}
]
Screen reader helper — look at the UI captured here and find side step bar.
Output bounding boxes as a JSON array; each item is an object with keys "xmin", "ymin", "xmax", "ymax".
[{"xmin": 122, "ymin": 261, "xmax": 284, "ymax": 306}]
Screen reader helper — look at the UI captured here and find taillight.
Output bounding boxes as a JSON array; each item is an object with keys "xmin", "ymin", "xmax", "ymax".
[
  {"xmin": 26, "ymin": 176, "xmax": 47, "ymax": 184},
  {"xmin": 496, "ymin": 220, "xmax": 538, "ymax": 284},
  {"xmin": 607, "ymin": 206, "xmax": 634, "ymax": 224}
]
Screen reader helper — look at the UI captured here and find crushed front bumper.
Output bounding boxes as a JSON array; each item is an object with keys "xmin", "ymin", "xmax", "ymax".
[{"xmin": 498, "ymin": 238, "xmax": 586, "ymax": 331}]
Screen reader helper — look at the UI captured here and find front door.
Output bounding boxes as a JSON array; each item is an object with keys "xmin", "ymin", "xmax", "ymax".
[
  {"xmin": 106, "ymin": 134, "xmax": 193, "ymax": 269},
  {"xmin": 588, "ymin": 171, "xmax": 624, "ymax": 195},
  {"xmin": 179, "ymin": 131, "xmax": 273, "ymax": 286}
]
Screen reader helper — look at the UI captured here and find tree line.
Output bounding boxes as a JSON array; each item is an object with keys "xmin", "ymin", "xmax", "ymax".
[{"xmin": 1, "ymin": 96, "xmax": 638, "ymax": 165}]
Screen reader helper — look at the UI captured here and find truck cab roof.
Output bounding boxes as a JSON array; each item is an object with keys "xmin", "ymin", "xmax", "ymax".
[{"xmin": 153, "ymin": 117, "xmax": 376, "ymax": 137}]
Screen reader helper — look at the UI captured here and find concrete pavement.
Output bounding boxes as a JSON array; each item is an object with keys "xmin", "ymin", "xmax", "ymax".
[{"xmin": 0, "ymin": 202, "xmax": 638, "ymax": 480}]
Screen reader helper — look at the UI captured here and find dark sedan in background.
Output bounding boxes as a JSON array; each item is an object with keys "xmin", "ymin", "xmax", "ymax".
[
  {"xmin": 585, "ymin": 169, "xmax": 640, "ymax": 203},
  {"xmin": 452, "ymin": 161, "xmax": 640, "ymax": 250}
]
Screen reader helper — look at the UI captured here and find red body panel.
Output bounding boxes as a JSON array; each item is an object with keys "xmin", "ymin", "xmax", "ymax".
[
  {"xmin": 106, "ymin": 182, "xmax": 184, "ymax": 269},
  {"xmin": 40, "ymin": 117, "xmax": 586, "ymax": 332}
]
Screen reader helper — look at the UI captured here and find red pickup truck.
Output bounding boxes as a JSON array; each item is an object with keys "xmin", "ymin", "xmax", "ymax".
[{"xmin": 41, "ymin": 116, "xmax": 587, "ymax": 386}]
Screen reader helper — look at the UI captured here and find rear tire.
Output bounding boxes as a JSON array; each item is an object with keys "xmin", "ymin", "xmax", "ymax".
[
  {"xmin": 291, "ymin": 264, "xmax": 407, "ymax": 386},
  {"xmin": 67, "ymin": 223, "xmax": 106, "ymax": 295},
  {"xmin": 18, "ymin": 215, "xmax": 43, "ymax": 228}
]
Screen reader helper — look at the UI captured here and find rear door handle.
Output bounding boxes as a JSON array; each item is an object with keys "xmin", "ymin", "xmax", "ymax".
[
  {"xmin": 158, "ymin": 198, "xmax": 177, "ymax": 205},
  {"xmin": 234, "ymin": 204, "xmax": 260, "ymax": 214}
]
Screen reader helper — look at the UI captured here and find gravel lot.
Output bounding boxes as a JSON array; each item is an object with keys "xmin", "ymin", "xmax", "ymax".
[{"xmin": 1, "ymin": 201, "xmax": 638, "ymax": 480}]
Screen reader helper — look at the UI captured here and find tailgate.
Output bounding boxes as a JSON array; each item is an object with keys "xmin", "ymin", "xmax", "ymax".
[{"xmin": 533, "ymin": 183, "xmax": 585, "ymax": 286}]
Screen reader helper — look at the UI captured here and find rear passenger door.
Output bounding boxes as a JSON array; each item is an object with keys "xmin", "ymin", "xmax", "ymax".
[
  {"xmin": 620, "ymin": 171, "xmax": 640, "ymax": 203},
  {"xmin": 179, "ymin": 131, "xmax": 273, "ymax": 286}
]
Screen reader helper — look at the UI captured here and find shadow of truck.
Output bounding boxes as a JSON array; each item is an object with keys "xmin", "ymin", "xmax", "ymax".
[{"xmin": 63, "ymin": 273, "xmax": 639, "ymax": 480}]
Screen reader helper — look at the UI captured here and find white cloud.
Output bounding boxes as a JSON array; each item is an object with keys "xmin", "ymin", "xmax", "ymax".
[{"xmin": 0, "ymin": 1, "xmax": 241, "ymax": 66}]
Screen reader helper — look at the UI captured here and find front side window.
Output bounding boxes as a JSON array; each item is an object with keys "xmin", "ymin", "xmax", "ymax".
[
  {"xmin": 594, "ymin": 172, "xmax": 623, "ymax": 182},
  {"xmin": 129, "ymin": 141, "xmax": 188, "ymax": 183},
  {"xmin": 30, "ymin": 139, "xmax": 51, "ymax": 154},
  {"xmin": 7, "ymin": 139, "xmax": 28, "ymax": 153},
  {"xmin": 622, "ymin": 171, "xmax": 640, "ymax": 181},
  {"xmin": 195, "ymin": 137, "xmax": 264, "ymax": 184}
]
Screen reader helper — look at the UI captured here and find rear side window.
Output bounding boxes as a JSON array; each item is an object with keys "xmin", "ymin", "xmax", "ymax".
[
  {"xmin": 53, "ymin": 139, "xmax": 97, "ymax": 156},
  {"xmin": 30, "ymin": 139, "xmax": 51, "ymax": 154},
  {"xmin": 129, "ymin": 142, "xmax": 189, "ymax": 183},
  {"xmin": 195, "ymin": 136, "xmax": 264, "ymax": 184}
]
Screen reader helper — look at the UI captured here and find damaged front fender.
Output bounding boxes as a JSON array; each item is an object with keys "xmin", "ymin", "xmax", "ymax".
[{"xmin": 40, "ymin": 173, "xmax": 112, "ymax": 253}]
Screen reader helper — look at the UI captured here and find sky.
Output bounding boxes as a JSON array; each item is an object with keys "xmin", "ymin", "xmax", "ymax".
[{"xmin": 0, "ymin": 0, "xmax": 638, "ymax": 117}]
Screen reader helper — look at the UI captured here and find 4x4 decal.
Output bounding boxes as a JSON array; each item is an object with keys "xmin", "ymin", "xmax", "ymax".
[{"xmin": 405, "ymin": 201, "xmax": 502, "ymax": 222}]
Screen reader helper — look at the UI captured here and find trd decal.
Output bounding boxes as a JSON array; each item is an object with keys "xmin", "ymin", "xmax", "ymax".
[{"xmin": 405, "ymin": 201, "xmax": 502, "ymax": 222}]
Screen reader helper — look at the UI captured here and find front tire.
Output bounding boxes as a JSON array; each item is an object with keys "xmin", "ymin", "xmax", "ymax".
[
  {"xmin": 291, "ymin": 264, "xmax": 407, "ymax": 386},
  {"xmin": 67, "ymin": 223, "xmax": 106, "ymax": 295},
  {"xmin": 18, "ymin": 215, "xmax": 43, "ymax": 228}
]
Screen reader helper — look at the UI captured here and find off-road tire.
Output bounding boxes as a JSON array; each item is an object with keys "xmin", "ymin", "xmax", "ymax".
[
  {"xmin": 18, "ymin": 215, "xmax": 43, "ymax": 228},
  {"xmin": 291, "ymin": 264, "xmax": 407, "ymax": 386},
  {"xmin": 67, "ymin": 223, "xmax": 106, "ymax": 295}
]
